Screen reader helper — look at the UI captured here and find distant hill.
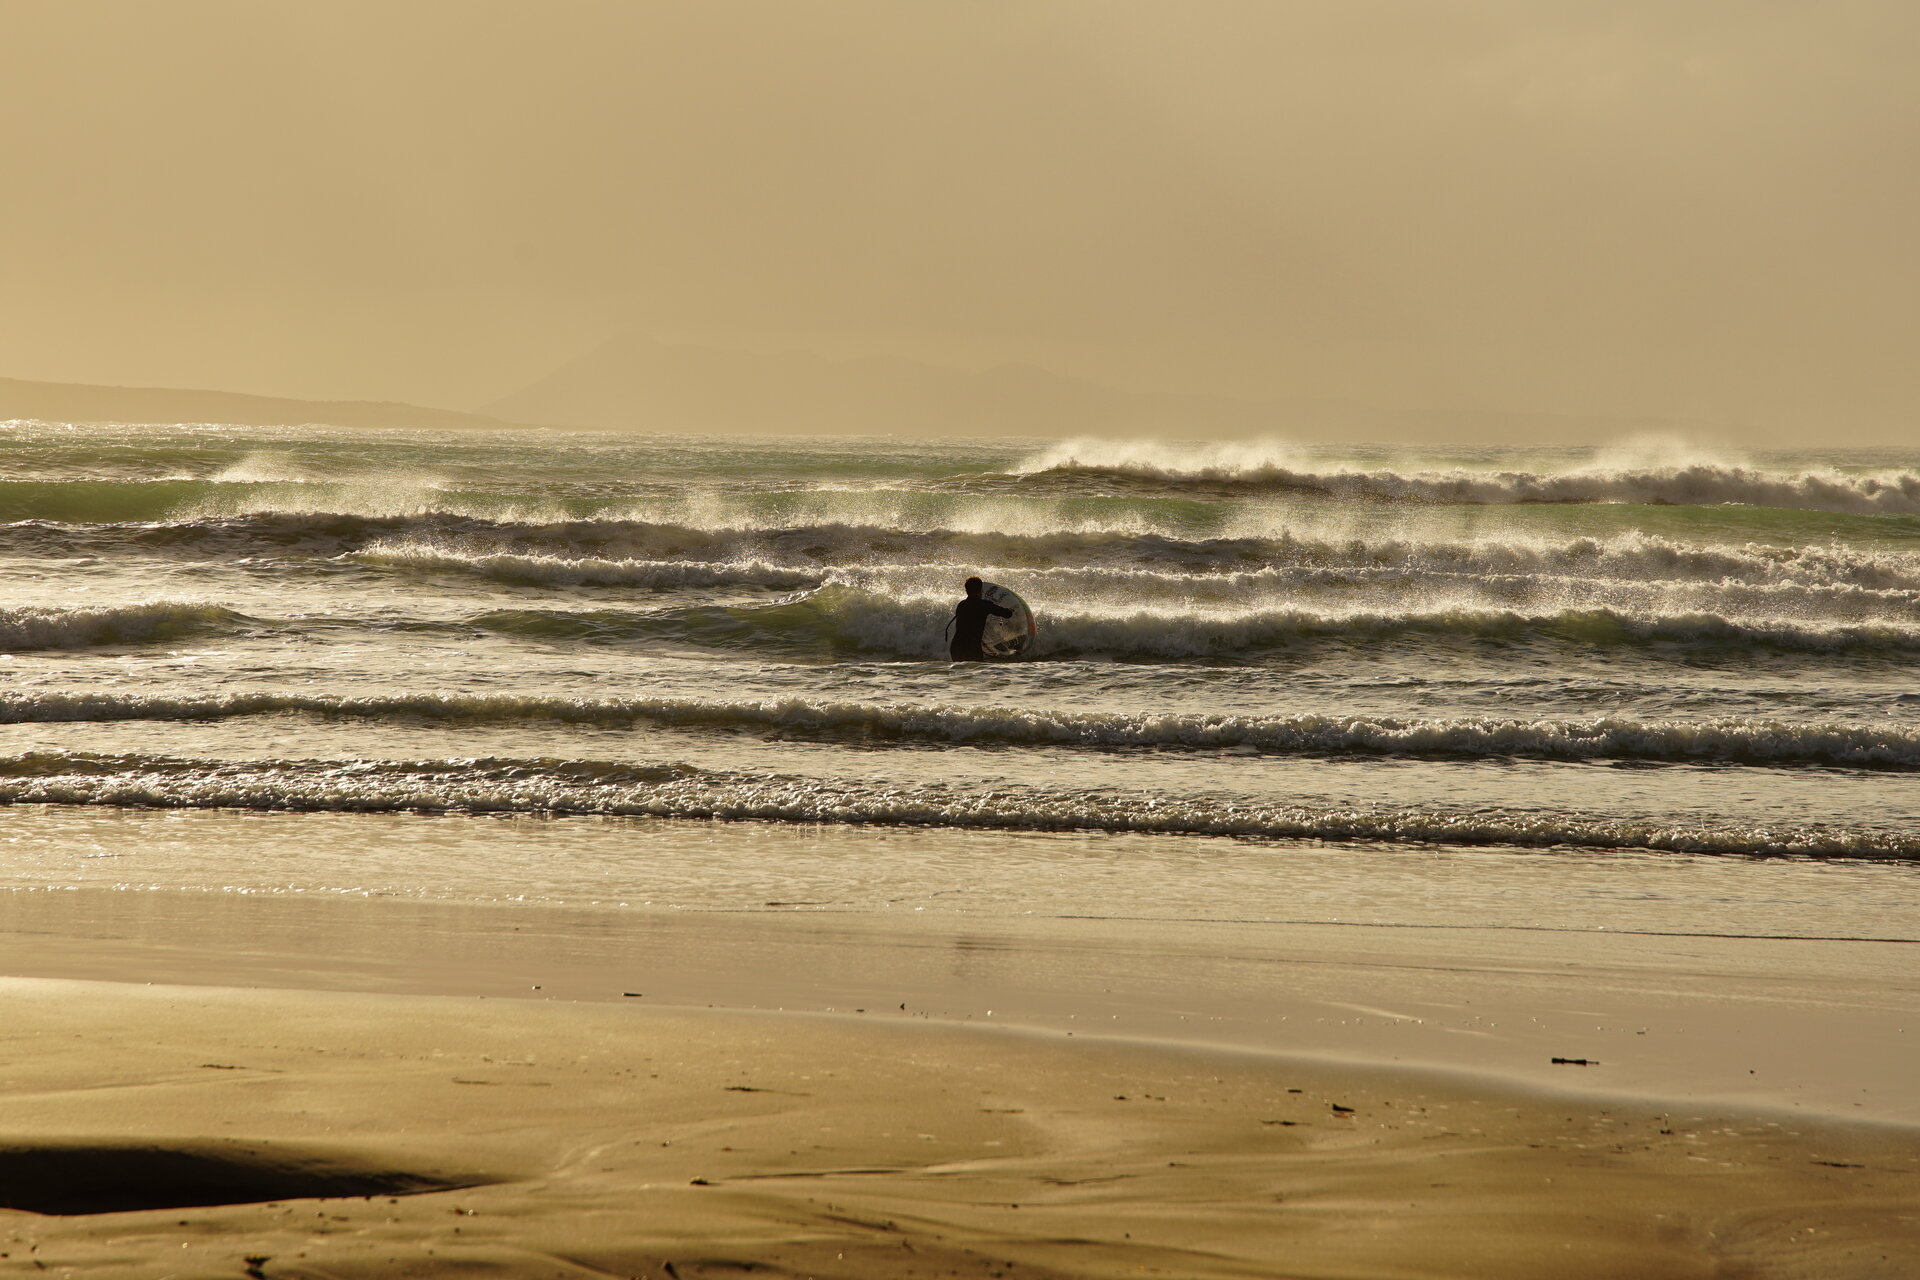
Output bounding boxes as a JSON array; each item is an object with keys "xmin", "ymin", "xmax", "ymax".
[
  {"xmin": 481, "ymin": 335, "xmax": 1686, "ymax": 444},
  {"xmin": 0, "ymin": 357, "xmax": 1702, "ymax": 444},
  {"xmin": 0, "ymin": 376, "xmax": 521, "ymax": 431}
]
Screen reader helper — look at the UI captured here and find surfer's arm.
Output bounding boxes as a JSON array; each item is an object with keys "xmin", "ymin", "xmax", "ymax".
[{"xmin": 987, "ymin": 603, "xmax": 1014, "ymax": 618}]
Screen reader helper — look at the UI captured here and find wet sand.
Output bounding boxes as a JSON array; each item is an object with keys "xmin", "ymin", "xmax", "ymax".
[
  {"xmin": 4, "ymin": 976, "xmax": 1918, "ymax": 1279},
  {"xmin": 3, "ymin": 884, "xmax": 1918, "ymax": 1122},
  {"xmin": 1, "ymin": 887, "xmax": 1917, "ymax": 1277}
]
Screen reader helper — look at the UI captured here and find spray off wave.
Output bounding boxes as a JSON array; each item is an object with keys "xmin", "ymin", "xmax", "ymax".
[
  {"xmin": 17, "ymin": 508, "xmax": 1920, "ymax": 594},
  {"xmin": 1017, "ymin": 439, "xmax": 1920, "ymax": 516}
]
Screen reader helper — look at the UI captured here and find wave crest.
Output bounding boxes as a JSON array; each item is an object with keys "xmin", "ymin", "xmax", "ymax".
[
  {"xmin": 0, "ymin": 602, "xmax": 243, "ymax": 652},
  {"xmin": 8, "ymin": 689, "xmax": 1918, "ymax": 770},
  {"xmin": 1016, "ymin": 439, "xmax": 1920, "ymax": 516},
  {"xmin": 664, "ymin": 585, "xmax": 1920, "ymax": 661}
]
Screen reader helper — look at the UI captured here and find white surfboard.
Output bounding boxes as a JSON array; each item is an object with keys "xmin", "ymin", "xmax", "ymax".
[{"xmin": 978, "ymin": 582, "xmax": 1036, "ymax": 660}]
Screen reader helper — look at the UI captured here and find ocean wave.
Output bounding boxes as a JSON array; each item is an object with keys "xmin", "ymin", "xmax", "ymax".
[
  {"xmin": 352, "ymin": 542, "xmax": 827, "ymax": 590},
  {"xmin": 565, "ymin": 585, "xmax": 1920, "ymax": 662},
  {"xmin": 8, "ymin": 689, "xmax": 1919, "ymax": 770},
  {"xmin": 0, "ymin": 512, "xmax": 459, "ymax": 556},
  {"xmin": 0, "ymin": 478, "xmax": 214, "ymax": 524},
  {"xmin": 1236, "ymin": 530, "xmax": 1920, "ymax": 592},
  {"xmin": 0, "ymin": 750, "xmax": 1911, "ymax": 857},
  {"xmin": 0, "ymin": 602, "xmax": 244, "ymax": 652},
  {"xmin": 0, "ymin": 472, "xmax": 575, "ymax": 525},
  {"xmin": 1092, "ymin": 605, "xmax": 1920, "ymax": 660},
  {"xmin": 863, "ymin": 563, "xmax": 1920, "ymax": 620},
  {"xmin": 1016, "ymin": 439, "xmax": 1920, "ymax": 516}
]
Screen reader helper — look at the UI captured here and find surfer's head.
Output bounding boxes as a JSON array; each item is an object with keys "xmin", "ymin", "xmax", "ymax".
[{"xmin": 964, "ymin": 576, "xmax": 984, "ymax": 598}]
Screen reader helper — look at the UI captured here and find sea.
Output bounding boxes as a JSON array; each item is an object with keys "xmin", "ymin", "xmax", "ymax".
[{"xmin": 2, "ymin": 421, "xmax": 1917, "ymax": 945}]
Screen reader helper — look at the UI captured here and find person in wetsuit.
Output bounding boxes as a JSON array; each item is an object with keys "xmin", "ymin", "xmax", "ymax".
[{"xmin": 949, "ymin": 575, "xmax": 1013, "ymax": 662}]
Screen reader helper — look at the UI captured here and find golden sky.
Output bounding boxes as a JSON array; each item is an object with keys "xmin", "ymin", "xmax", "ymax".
[{"xmin": 3, "ymin": 1, "xmax": 1915, "ymax": 440}]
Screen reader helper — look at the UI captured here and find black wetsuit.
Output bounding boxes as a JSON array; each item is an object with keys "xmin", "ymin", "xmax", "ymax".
[{"xmin": 950, "ymin": 596, "xmax": 1014, "ymax": 662}]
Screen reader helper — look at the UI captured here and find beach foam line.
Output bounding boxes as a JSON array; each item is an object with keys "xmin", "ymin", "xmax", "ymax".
[
  {"xmin": 9, "ymin": 690, "xmax": 1920, "ymax": 770},
  {"xmin": 2, "ymin": 749, "xmax": 1912, "ymax": 858},
  {"xmin": 0, "ymin": 602, "xmax": 244, "ymax": 652},
  {"xmin": 1016, "ymin": 439, "xmax": 1920, "ymax": 516}
]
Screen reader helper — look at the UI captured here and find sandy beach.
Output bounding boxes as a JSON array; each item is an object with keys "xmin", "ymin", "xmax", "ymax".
[{"xmin": 3, "ymin": 874, "xmax": 1917, "ymax": 1279}]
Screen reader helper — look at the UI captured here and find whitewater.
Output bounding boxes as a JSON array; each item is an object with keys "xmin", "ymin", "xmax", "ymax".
[{"xmin": 3, "ymin": 421, "xmax": 1919, "ymax": 929}]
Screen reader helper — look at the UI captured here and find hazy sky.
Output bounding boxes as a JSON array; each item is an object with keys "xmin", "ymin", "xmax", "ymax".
[{"xmin": 3, "ymin": 1, "xmax": 1916, "ymax": 440}]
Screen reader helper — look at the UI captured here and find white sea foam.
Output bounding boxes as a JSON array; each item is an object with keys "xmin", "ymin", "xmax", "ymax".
[
  {"xmin": 7, "ymin": 689, "xmax": 1917, "ymax": 770},
  {"xmin": 1, "ymin": 749, "xmax": 1910, "ymax": 857},
  {"xmin": 1017, "ymin": 438, "xmax": 1920, "ymax": 515}
]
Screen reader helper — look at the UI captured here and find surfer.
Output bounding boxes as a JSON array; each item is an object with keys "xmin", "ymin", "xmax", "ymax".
[{"xmin": 949, "ymin": 576, "xmax": 1014, "ymax": 662}]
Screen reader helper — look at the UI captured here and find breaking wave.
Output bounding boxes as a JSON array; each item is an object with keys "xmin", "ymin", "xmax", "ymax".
[
  {"xmin": 454, "ymin": 585, "xmax": 1920, "ymax": 661},
  {"xmin": 1234, "ymin": 530, "xmax": 1920, "ymax": 592},
  {"xmin": 1047, "ymin": 604, "xmax": 1920, "ymax": 661},
  {"xmin": 0, "ymin": 750, "xmax": 1910, "ymax": 858},
  {"xmin": 0, "ymin": 602, "xmax": 244, "ymax": 652},
  {"xmin": 3, "ymin": 579, "xmax": 1911, "ymax": 665},
  {"xmin": 1016, "ymin": 439, "xmax": 1920, "ymax": 516},
  {"xmin": 7, "ymin": 689, "xmax": 1918, "ymax": 770},
  {"xmin": 352, "ymin": 542, "xmax": 826, "ymax": 590}
]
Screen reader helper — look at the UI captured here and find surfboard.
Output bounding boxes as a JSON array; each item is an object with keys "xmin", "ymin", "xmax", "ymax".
[{"xmin": 978, "ymin": 582, "xmax": 1036, "ymax": 660}]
